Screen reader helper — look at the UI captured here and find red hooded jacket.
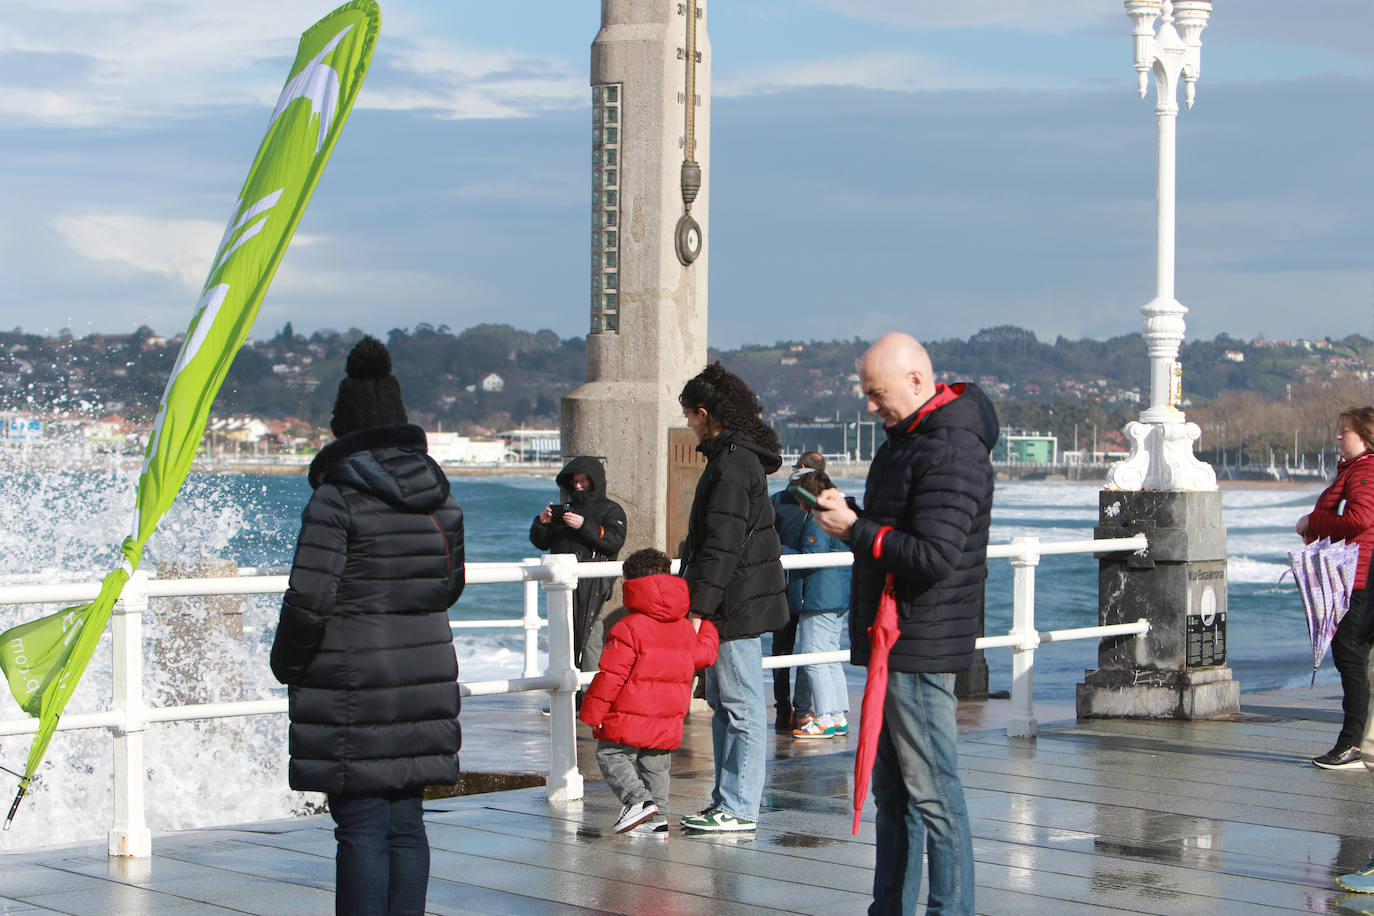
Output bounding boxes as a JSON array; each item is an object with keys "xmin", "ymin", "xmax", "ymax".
[
  {"xmin": 578, "ymin": 574, "xmax": 719, "ymax": 750},
  {"xmin": 1306, "ymin": 452, "xmax": 1374, "ymax": 590}
]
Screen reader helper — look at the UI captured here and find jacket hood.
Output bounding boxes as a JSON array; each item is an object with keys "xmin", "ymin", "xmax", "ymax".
[
  {"xmin": 889, "ymin": 383, "xmax": 999, "ymax": 454},
  {"xmin": 622, "ymin": 574, "xmax": 691, "ymax": 623},
  {"xmin": 699, "ymin": 429, "xmax": 783, "ymax": 475},
  {"xmin": 309, "ymin": 423, "xmax": 451, "ymax": 513},
  {"xmin": 556, "ymin": 455, "xmax": 608, "ymax": 505}
]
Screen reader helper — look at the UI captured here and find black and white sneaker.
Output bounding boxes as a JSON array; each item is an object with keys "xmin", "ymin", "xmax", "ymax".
[
  {"xmin": 1313, "ymin": 744, "xmax": 1363, "ymax": 769},
  {"xmin": 613, "ymin": 800, "xmax": 658, "ymax": 833}
]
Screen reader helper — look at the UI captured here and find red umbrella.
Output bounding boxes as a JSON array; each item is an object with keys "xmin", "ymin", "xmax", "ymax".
[{"xmin": 853, "ymin": 573, "xmax": 900, "ymax": 835}]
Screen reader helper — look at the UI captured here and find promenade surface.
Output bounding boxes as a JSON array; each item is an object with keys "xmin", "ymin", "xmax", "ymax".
[{"xmin": 4, "ymin": 685, "xmax": 1374, "ymax": 915}]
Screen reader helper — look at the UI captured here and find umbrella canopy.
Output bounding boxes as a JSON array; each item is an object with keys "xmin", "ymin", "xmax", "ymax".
[
  {"xmin": 1284, "ymin": 538, "xmax": 1360, "ymax": 684},
  {"xmin": 853, "ymin": 574, "xmax": 900, "ymax": 835}
]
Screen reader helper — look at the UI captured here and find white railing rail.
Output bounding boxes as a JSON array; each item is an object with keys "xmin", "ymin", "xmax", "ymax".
[{"xmin": 0, "ymin": 533, "xmax": 1148, "ymax": 858}]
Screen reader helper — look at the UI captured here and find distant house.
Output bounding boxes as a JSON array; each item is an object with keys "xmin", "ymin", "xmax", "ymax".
[
  {"xmin": 480, "ymin": 373, "xmax": 505, "ymax": 392},
  {"xmin": 1224, "ymin": 350, "xmax": 1244, "ymax": 363},
  {"xmin": 779, "ymin": 356, "xmax": 798, "ymax": 366}
]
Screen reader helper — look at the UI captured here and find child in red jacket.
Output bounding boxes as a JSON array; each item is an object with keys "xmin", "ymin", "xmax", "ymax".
[{"xmin": 579, "ymin": 548, "xmax": 719, "ymax": 835}]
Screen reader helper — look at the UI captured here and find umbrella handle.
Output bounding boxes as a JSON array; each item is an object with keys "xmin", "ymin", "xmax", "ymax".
[{"xmin": 4, "ymin": 782, "xmax": 26, "ymax": 830}]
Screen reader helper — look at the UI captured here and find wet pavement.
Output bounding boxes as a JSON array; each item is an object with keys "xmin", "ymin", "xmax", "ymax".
[{"xmin": 3, "ymin": 686, "xmax": 1374, "ymax": 914}]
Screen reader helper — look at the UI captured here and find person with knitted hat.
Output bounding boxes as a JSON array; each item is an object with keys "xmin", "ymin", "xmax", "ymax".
[{"xmin": 271, "ymin": 335, "xmax": 465, "ymax": 916}]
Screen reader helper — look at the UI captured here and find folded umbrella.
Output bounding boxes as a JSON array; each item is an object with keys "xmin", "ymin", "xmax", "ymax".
[
  {"xmin": 853, "ymin": 573, "xmax": 899, "ymax": 835},
  {"xmin": 1284, "ymin": 539, "xmax": 1360, "ymax": 685}
]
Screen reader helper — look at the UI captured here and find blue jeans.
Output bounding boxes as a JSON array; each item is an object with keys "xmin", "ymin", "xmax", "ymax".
[
  {"xmin": 703, "ymin": 636, "xmax": 767, "ymax": 820},
  {"xmin": 796, "ymin": 609, "xmax": 848, "ymax": 718},
  {"xmin": 327, "ymin": 791, "xmax": 429, "ymax": 916},
  {"xmin": 869, "ymin": 672, "xmax": 974, "ymax": 916}
]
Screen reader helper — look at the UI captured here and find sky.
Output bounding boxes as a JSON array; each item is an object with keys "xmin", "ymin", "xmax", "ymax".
[{"xmin": 1, "ymin": 0, "xmax": 1370, "ymax": 350}]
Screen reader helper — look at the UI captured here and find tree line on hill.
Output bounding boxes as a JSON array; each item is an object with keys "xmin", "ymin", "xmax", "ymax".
[{"xmin": 0, "ymin": 322, "xmax": 1368, "ymax": 466}]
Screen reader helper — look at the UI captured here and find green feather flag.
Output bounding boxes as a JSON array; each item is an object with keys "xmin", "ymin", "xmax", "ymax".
[{"xmin": 0, "ymin": 0, "xmax": 380, "ymax": 828}]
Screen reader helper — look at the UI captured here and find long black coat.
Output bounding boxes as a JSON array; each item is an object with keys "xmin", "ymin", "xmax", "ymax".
[
  {"xmin": 270, "ymin": 424, "xmax": 465, "ymax": 796},
  {"xmin": 681, "ymin": 431, "xmax": 789, "ymax": 640},
  {"xmin": 529, "ymin": 456, "xmax": 626, "ymax": 662},
  {"xmin": 848, "ymin": 384, "xmax": 999, "ymax": 674}
]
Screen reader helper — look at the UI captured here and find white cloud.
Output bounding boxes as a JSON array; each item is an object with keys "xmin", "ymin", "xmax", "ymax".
[
  {"xmin": 803, "ymin": 0, "xmax": 1117, "ymax": 32},
  {"xmin": 50, "ymin": 213, "xmax": 319, "ymax": 292},
  {"xmin": 1, "ymin": 1, "xmax": 587, "ymax": 127},
  {"xmin": 718, "ymin": 50, "xmax": 994, "ymax": 96}
]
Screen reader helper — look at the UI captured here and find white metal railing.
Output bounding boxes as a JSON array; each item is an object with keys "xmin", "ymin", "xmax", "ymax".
[{"xmin": 0, "ymin": 533, "xmax": 1148, "ymax": 858}]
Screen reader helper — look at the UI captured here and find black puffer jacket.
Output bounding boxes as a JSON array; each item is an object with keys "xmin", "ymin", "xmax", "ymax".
[
  {"xmin": 849, "ymin": 384, "xmax": 998, "ymax": 673},
  {"xmin": 528, "ymin": 456, "xmax": 627, "ymax": 562},
  {"xmin": 270, "ymin": 424, "xmax": 464, "ymax": 795},
  {"xmin": 681, "ymin": 431, "xmax": 789, "ymax": 640}
]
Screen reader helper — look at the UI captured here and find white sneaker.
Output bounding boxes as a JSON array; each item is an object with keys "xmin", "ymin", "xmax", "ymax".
[
  {"xmin": 629, "ymin": 816, "xmax": 669, "ymax": 837},
  {"xmin": 613, "ymin": 800, "xmax": 658, "ymax": 833}
]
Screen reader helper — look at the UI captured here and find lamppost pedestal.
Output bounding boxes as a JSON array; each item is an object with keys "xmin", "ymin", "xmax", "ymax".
[{"xmin": 1079, "ymin": 489, "xmax": 1238, "ymax": 719}]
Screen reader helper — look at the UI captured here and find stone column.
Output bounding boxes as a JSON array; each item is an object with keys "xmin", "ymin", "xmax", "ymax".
[{"xmin": 562, "ymin": 0, "xmax": 710, "ymax": 553}]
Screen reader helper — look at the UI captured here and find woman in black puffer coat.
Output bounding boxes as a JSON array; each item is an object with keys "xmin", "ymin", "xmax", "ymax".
[
  {"xmin": 677, "ymin": 363, "xmax": 788, "ymax": 832},
  {"xmin": 271, "ymin": 337, "xmax": 463, "ymax": 916}
]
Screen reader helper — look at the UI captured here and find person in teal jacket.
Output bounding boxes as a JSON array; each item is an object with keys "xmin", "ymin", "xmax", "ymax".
[{"xmin": 789, "ymin": 469, "xmax": 852, "ymax": 739}]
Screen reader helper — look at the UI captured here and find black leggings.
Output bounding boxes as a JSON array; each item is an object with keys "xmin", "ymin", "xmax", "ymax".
[{"xmin": 1331, "ymin": 589, "xmax": 1371, "ymax": 747}]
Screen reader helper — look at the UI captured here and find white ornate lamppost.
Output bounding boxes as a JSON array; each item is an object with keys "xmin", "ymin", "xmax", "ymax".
[{"xmin": 1106, "ymin": 0, "xmax": 1216, "ymax": 492}]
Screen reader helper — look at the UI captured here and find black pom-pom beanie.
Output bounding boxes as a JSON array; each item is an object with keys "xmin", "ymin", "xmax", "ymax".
[{"xmin": 330, "ymin": 336, "xmax": 408, "ymax": 437}]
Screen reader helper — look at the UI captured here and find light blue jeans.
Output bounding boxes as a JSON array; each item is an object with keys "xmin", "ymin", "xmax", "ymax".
[
  {"xmin": 703, "ymin": 636, "xmax": 767, "ymax": 821},
  {"xmin": 869, "ymin": 671, "xmax": 974, "ymax": 916},
  {"xmin": 796, "ymin": 609, "xmax": 848, "ymax": 718}
]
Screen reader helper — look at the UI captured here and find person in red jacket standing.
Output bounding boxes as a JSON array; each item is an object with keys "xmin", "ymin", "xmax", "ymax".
[
  {"xmin": 1297, "ymin": 406, "xmax": 1374, "ymax": 771},
  {"xmin": 579, "ymin": 548, "xmax": 719, "ymax": 836}
]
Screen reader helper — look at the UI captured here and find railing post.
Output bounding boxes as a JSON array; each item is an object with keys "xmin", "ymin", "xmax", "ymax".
[
  {"xmin": 541, "ymin": 553, "xmax": 583, "ymax": 803},
  {"xmin": 1007, "ymin": 536, "xmax": 1042, "ymax": 739},
  {"xmin": 521, "ymin": 558, "xmax": 541, "ymax": 679},
  {"xmin": 109, "ymin": 569, "xmax": 152, "ymax": 857}
]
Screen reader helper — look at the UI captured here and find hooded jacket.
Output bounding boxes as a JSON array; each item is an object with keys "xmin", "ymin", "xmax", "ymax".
[
  {"xmin": 680, "ymin": 430, "xmax": 790, "ymax": 639},
  {"xmin": 849, "ymin": 384, "xmax": 999, "ymax": 674},
  {"xmin": 270, "ymin": 424, "xmax": 464, "ymax": 795},
  {"xmin": 529, "ymin": 456, "xmax": 627, "ymax": 562},
  {"xmin": 578, "ymin": 574, "xmax": 719, "ymax": 749},
  {"xmin": 1306, "ymin": 451, "xmax": 1374, "ymax": 593}
]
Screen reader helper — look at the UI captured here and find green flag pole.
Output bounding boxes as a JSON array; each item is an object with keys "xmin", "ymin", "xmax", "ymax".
[{"xmin": 0, "ymin": 0, "xmax": 380, "ymax": 828}]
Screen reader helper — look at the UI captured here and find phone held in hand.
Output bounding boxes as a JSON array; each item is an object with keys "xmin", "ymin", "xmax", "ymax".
[{"xmin": 788, "ymin": 485, "xmax": 825, "ymax": 510}]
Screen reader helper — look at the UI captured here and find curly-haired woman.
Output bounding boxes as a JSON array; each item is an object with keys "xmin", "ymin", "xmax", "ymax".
[{"xmin": 677, "ymin": 362, "xmax": 789, "ymax": 832}]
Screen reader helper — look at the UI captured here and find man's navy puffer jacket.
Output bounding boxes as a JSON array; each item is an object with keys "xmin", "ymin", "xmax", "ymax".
[
  {"xmin": 271, "ymin": 424, "xmax": 465, "ymax": 796},
  {"xmin": 848, "ymin": 384, "xmax": 999, "ymax": 674}
]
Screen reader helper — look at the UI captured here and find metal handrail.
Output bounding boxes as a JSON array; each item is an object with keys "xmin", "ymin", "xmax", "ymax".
[{"xmin": 0, "ymin": 533, "xmax": 1149, "ymax": 857}]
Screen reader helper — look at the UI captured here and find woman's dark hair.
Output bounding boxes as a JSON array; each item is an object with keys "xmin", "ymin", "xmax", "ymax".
[
  {"xmin": 1339, "ymin": 406, "xmax": 1374, "ymax": 452},
  {"xmin": 623, "ymin": 547, "xmax": 671, "ymax": 579},
  {"xmin": 679, "ymin": 362, "xmax": 781, "ymax": 453}
]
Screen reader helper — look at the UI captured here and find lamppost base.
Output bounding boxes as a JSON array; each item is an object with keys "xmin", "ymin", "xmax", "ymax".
[{"xmin": 1106, "ymin": 419, "xmax": 1217, "ymax": 491}]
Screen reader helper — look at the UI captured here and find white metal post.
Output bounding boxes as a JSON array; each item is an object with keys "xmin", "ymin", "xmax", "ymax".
[
  {"xmin": 109, "ymin": 569, "xmax": 152, "ymax": 857},
  {"xmin": 521, "ymin": 558, "xmax": 541, "ymax": 678},
  {"xmin": 1007, "ymin": 537, "xmax": 1041, "ymax": 738},
  {"xmin": 541, "ymin": 554, "xmax": 583, "ymax": 803}
]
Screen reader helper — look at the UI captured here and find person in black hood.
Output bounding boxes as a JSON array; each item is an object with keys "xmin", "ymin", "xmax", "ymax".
[
  {"xmin": 270, "ymin": 336, "xmax": 464, "ymax": 916},
  {"xmin": 529, "ymin": 456, "xmax": 627, "ymax": 672},
  {"xmin": 815, "ymin": 332, "xmax": 998, "ymax": 915},
  {"xmin": 677, "ymin": 362, "xmax": 789, "ymax": 834}
]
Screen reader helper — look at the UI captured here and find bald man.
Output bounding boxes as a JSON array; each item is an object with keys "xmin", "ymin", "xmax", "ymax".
[{"xmin": 816, "ymin": 332, "xmax": 999, "ymax": 915}]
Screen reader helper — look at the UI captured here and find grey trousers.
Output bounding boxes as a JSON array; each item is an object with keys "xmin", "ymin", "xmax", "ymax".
[{"xmin": 595, "ymin": 740, "xmax": 670, "ymax": 814}]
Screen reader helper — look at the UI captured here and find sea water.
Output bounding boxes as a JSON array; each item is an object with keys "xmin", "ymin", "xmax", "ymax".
[{"xmin": 0, "ymin": 465, "xmax": 1327, "ymax": 850}]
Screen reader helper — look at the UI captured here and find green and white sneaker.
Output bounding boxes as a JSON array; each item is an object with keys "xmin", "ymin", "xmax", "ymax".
[
  {"xmin": 681, "ymin": 809, "xmax": 756, "ymax": 832},
  {"xmin": 1339, "ymin": 857, "xmax": 1374, "ymax": 893}
]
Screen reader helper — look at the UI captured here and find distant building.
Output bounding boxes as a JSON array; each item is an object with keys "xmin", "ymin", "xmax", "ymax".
[
  {"xmin": 1224, "ymin": 350, "xmax": 1244, "ymax": 362},
  {"xmin": 480, "ymin": 373, "xmax": 505, "ymax": 392},
  {"xmin": 503, "ymin": 428, "xmax": 561, "ymax": 462},
  {"xmin": 428, "ymin": 432, "xmax": 510, "ymax": 464},
  {"xmin": 774, "ymin": 417, "xmax": 878, "ymax": 461},
  {"xmin": 993, "ymin": 429, "xmax": 1058, "ymax": 464}
]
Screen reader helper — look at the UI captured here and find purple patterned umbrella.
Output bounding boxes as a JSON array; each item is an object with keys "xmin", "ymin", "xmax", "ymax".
[{"xmin": 1285, "ymin": 538, "xmax": 1360, "ymax": 684}]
